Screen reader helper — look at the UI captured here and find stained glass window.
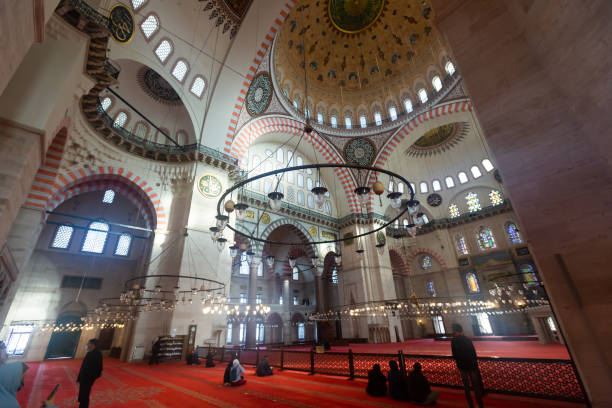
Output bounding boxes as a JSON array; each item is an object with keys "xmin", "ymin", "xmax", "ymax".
[
  {"xmin": 490, "ymin": 190, "xmax": 503, "ymax": 206},
  {"xmin": 477, "ymin": 226, "xmax": 496, "ymax": 250},
  {"xmin": 427, "ymin": 280, "xmax": 436, "ymax": 297},
  {"xmin": 449, "ymin": 204, "xmax": 460, "ymax": 218},
  {"xmin": 456, "ymin": 234, "xmax": 469, "ymax": 255},
  {"xmin": 190, "ymin": 76, "xmax": 206, "ymax": 98},
  {"xmin": 82, "ymin": 221, "xmax": 109, "ymax": 253},
  {"xmin": 521, "ymin": 264, "xmax": 538, "ymax": 286},
  {"xmin": 51, "ymin": 225, "xmax": 73, "ymax": 249},
  {"xmin": 506, "ymin": 222, "xmax": 522, "ymax": 244},
  {"xmin": 466, "ymin": 192, "xmax": 481, "ymax": 213},
  {"xmin": 421, "ymin": 255, "xmax": 432, "ymax": 270},
  {"xmin": 466, "ymin": 272, "xmax": 480, "ymax": 293},
  {"xmin": 114, "ymin": 233, "xmax": 132, "ymax": 256}
]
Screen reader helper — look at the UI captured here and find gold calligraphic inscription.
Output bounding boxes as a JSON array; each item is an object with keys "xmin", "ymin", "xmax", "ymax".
[{"xmin": 108, "ymin": 4, "xmax": 135, "ymax": 44}]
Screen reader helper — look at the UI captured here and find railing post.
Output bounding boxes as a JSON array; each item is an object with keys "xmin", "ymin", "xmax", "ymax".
[
  {"xmin": 348, "ymin": 349, "xmax": 355, "ymax": 380},
  {"xmin": 310, "ymin": 348, "xmax": 315, "ymax": 375},
  {"xmin": 280, "ymin": 349, "xmax": 284, "ymax": 371},
  {"xmin": 398, "ymin": 350, "xmax": 407, "ymax": 376}
]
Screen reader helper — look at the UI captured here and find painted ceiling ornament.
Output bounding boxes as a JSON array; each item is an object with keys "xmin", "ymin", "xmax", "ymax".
[
  {"xmin": 344, "ymin": 137, "xmax": 376, "ymax": 167},
  {"xmin": 137, "ymin": 68, "xmax": 182, "ymax": 106},
  {"xmin": 328, "ymin": 0, "xmax": 386, "ymax": 34},
  {"xmin": 246, "ymin": 72, "xmax": 273, "ymax": 116},
  {"xmin": 427, "ymin": 193, "xmax": 442, "ymax": 207},
  {"xmin": 405, "ymin": 122, "xmax": 469, "ymax": 157},
  {"xmin": 376, "ymin": 230, "xmax": 386, "ymax": 245},
  {"xmin": 197, "ymin": 174, "xmax": 223, "ymax": 199},
  {"xmin": 108, "ymin": 3, "xmax": 135, "ymax": 44},
  {"xmin": 202, "ymin": 0, "xmax": 253, "ymax": 39}
]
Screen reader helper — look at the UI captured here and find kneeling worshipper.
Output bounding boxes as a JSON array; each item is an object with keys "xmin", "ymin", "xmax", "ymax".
[
  {"xmin": 255, "ymin": 356, "xmax": 273, "ymax": 377},
  {"xmin": 366, "ymin": 363, "xmax": 387, "ymax": 397},
  {"xmin": 230, "ymin": 359, "xmax": 247, "ymax": 386},
  {"xmin": 205, "ymin": 350, "xmax": 216, "ymax": 367}
]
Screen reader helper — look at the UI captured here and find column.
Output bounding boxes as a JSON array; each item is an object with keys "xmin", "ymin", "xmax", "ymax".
[
  {"xmin": 313, "ymin": 266, "xmax": 326, "ymax": 313},
  {"xmin": 282, "ymin": 278, "xmax": 291, "ymax": 344},
  {"xmin": 245, "ymin": 258, "xmax": 259, "ymax": 348},
  {"xmin": 432, "ymin": 1, "xmax": 612, "ymax": 404}
]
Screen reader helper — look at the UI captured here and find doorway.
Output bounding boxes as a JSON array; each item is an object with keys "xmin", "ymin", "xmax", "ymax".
[{"xmin": 45, "ymin": 315, "xmax": 83, "ymax": 359}]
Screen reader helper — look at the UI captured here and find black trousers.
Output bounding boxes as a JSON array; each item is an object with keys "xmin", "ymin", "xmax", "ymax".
[
  {"xmin": 459, "ymin": 368, "xmax": 484, "ymax": 408},
  {"xmin": 78, "ymin": 380, "xmax": 94, "ymax": 408}
]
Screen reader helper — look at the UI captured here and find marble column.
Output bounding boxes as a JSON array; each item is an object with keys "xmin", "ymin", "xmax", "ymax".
[
  {"xmin": 282, "ymin": 278, "xmax": 291, "ymax": 344},
  {"xmin": 313, "ymin": 266, "xmax": 326, "ymax": 313},
  {"xmin": 245, "ymin": 259, "xmax": 259, "ymax": 348}
]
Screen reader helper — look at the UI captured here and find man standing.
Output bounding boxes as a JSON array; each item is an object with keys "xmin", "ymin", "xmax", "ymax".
[
  {"xmin": 77, "ymin": 339, "xmax": 103, "ymax": 408},
  {"xmin": 451, "ymin": 324, "xmax": 484, "ymax": 408}
]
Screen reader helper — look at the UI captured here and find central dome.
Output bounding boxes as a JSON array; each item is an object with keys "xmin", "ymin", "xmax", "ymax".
[{"xmin": 274, "ymin": 0, "xmax": 453, "ymax": 127}]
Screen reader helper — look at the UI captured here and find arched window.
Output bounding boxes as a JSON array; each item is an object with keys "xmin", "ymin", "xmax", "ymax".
[
  {"xmin": 403, "ymin": 219, "xmax": 409, "ymax": 228},
  {"xmin": 264, "ymin": 179, "xmax": 272, "ymax": 194},
  {"xmin": 131, "ymin": 0, "xmax": 147, "ymax": 10},
  {"xmin": 297, "ymin": 190, "xmax": 305, "ymax": 205},
  {"xmin": 51, "ymin": 225, "xmax": 74, "ymax": 249},
  {"xmin": 325, "ymin": 201, "xmax": 332, "ymax": 215},
  {"xmin": 113, "ymin": 112, "xmax": 127, "ymax": 128},
  {"xmin": 297, "ymin": 173, "xmax": 304, "ymax": 188},
  {"xmin": 520, "ymin": 264, "xmax": 538, "ymax": 286},
  {"xmin": 306, "ymin": 178, "xmax": 313, "ymax": 190},
  {"xmin": 171, "ymin": 59, "xmax": 189, "ymax": 82},
  {"xmin": 419, "ymin": 182, "xmax": 428, "ymax": 194},
  {"xmin": 307, "ymin": 194, "xmax": 314, "ymax": 208},
  {"xmin": 456, "ymin": 234, "xmax": 469, "ymax": 255},
  {"xmin": 100, "ymin": 97, "xmax": 112, "ymax": 112},
  {"xmin": 505, "ymin": 222, "xmax": 522, "ymax": 244},
  {"xmin": 359, "ymin": 115, "xmax": 367, "ymax": 128},
  {"xmin": 421, "ymin": 214, "xmax": 429, "ymax": 224},
  {"xmin": 133, "ymin": 122, "xmax": 148, "ymax": 139},
  {"xmin": 432, "ymin": 180, "xmax": 441, "ymax": 191},
  {"xmin": 489, "ymin": 190, "xmax": 503, "ymax": 206},
  {"xmin": 477, "ymin": 226, "xmax": 496, "ymax": 250},
  {"xmin": 344, "ymin": 116, "xmax": 352, "ymax": 129},
  {"xmin": 397, "ymin": 183, "xmax": 404, "ymax": 193},
  {"xmin": 445, "ymin": 61, "xmax": 456, "ymax": 75},
  {"xmin": 449, "ymin": 204, "xmax": 460, "ymax": 218},
  {"xmin": 175, "ymin": 130, "xmax": 188, "ymax": 145},
  {"xmin": 418, "ymin": 88, "xmax": 428, "ymax": 103},
  {"xmin": 292, "ymin": 100, "xmax": 299, "ymax": 109},
  {"xmin": 445, "ymin": 176, "xmax": 455, "ymax": 188},
  {"xmin": 404, "ymin": 99, "xmax": 413, "ymax": 113},
  {"xmin": 388, "ymin": 106, "xmax": 398, "ymax": 121},
  {"xmin": 466, "ymin": 272, "xmax": 480, "ymax": 293},
  {"xmin": 373, "ymin": 112, "xmax": 382, "ymax": 126},
  {"xmin": 458, "ymin": 172, "xmax": 468, "ymax": 184},
  {"xmin": 421, "ymin": 255, "xmax": 432, "ymax": 270},
  {"xmin": 292, "ymin": 267, "xmax": 299, "ymax": 280},
  {"xmin": 432, "ymin": 76, "xmax": 443, "ymax": 91},
  {"xmin": 330, "ymin": 116, "xmax": 338, "ymax": 128},
  {"xmin": 276, "ymin": 148, "xmax": 283, "ymax": 163},
  {"xmin": 388, "ymin": 180, "xmax": 394, "ymax": 192},
  {"xmin": 466, "ymin": 192, "xmax": 481, "ymax": 212},
  {"xmin": 82, "ymin": 221, "xmax": 109, "ymax": 253},
  {"xmin": 114, "ymin": 233, "xmax": 132, "ymax": 256},
  {"xmin": 140, "ymin": 14, "xmax": 159, "ymax": 40},
  {"xmin": 471, "ymin": 165, "xmax": 482, "ymax": 179},
  {"xmin": 102, "ymin": 189, "xmax": 115, "ymax": 204},
  {"xmin": 331, "ymin": 268, "xmax": 338, "ymax": 284},
  {"xmin": 427, "ymin": 280, "xmax": 436, "ymax": 297},
  {"xmin": 287, "ymin": 171, "xmax": 294, "ymax": 184},
  {"xmin": 190, "ymin": 76, "xmax": 206, "ymax": 98},
  {"xmin": 239, "ymin": 252, "xmax": 249, "ymax": 275},
  {"xmin": 317, "ymin": 112, "xmax": 324, "ymax": 124},
  {"xmin": 154, "ymin": 39, "xmax": 173, "ymax": 63},
  {"xmin": 226, "ymin": 323, "xmax": 232, "ymax": 344},
  {"xmin": 482, "ymin": 158, "xmax": 494, "ymax": 172}
]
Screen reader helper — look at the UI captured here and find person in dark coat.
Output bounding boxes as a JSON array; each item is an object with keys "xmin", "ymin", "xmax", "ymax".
[
  {"xmin": 255, "ymin": 356, "xmax": 273, "ymax": 377},
  {"xmin": 205, "ymin": 350, "xmax": 215, "ymax": 367},
  {"xmin": 365, "ymin": 363, "xmax": 386, "ymax": 397},
  {"xmin": 223, "ymin": 360, "xmax": 233, "ymax": 386},
  {"xmin": 387, "ymin": 360, "xmax": 409, "ymax": 401},
  {"xmin": 149, "ymin": 337, "xmax": 161, "ymax": 365},
  {"xmin": 451, "ymin": 323, "xmax": 484, "ymax": 408},
  {"xmin": 77, "ymin": 339, "xmax": 103, "ymax": 408},
  {"xmin": 407, "ymin": 362, "xmax": 439, "ymax": 405}
]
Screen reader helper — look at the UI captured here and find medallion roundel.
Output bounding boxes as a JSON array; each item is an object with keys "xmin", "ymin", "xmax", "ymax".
[
  {"xmin": 328, "ymin": 0, "xmax": 385, "ymax": 34},
  {"xmin": 246, "ymin": 72, "xmax": 273, "ymax": 116},
  {"xmin": 376, "ymin": 231, "xmax": 386, "ymax": 246},
  {"xmin": 427, "ymin": 193, "xmax": 442, "ymax": 207},
  {"xmin": 197, "ymin": 174, "xmax": 223, "ymax": 199},
  {"xmin": 344, "ymin": 137, "xmax": 376, "ymax": 167},
  {"xmin": 108, "ymin": 3, "xmax": 135, "ymax": 44}
]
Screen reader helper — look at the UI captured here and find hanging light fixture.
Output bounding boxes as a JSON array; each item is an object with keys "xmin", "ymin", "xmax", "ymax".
[
  {"xmin": 311, "ymin": 186, "xmax": 328, "ymax": 209},
  {"xmin": 229, "ymin": 245, "xmax": 238, "ymax": 257},
  {"xmin": 267, "ymin": 191, "xmax": 284, "ymax": 211},
  {"xmin": 407, "ymin": 199, "xmax": 420, "ymax": 215},
  {"xmin": 246, "ymin": 250, "xmax": 255, "ymax": 264},
  {"xmin": 234, "ymin": 202, "xmax": 248, "ymax": 220},
  {"xmin": 216, "ymin": 237, "xmax": 227, "ymax": 252},
  {"xmin": 288, "ymin": 257, "xmax": 297, "ymax": 268},
  {"xmin": 215, "ymin": 215, "xmax": 229, "ymax": 230},
  {"xmin": 310, "ymin": 256, "xmax": 318, "ymax": 267},
  {"xmin": 387, "ymin": 191, "xmax": 403, "ymax": 209},
  {"xmin": 265, "ymin": 255, "xmax": 275, "ymax": 267},
  {"xmin": 354, "ymin": 186, "xmax": 371, "ymax": 206},
  {"xmin": 209, "ymin": 226, "xmax": 221, "ymax": 242}
]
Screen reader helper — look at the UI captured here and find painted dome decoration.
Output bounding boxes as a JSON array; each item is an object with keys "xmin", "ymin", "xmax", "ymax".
[
  {"xmin": 246, "ymin": 72, "xmax": 273, "ymax": 116},
  {"xmin": 138, "ymin": 67, "xmax": 182, "ymax": 106},
  {"xmin": 328, "ymin": 0, "xmax": 386, "ymax": 34},
  {"xmin": 344, "ymin": 137, "xmax": 376, "ymax": 167},
  {"xmin": 406, "ymin": 122, "xmax": 469, "ymax": 157}
]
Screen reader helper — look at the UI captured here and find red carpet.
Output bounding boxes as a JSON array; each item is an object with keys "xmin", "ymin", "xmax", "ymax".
[
  {"xmin": 286, "ymin": 339, "xmax": 570, "ymax": 359},
  {"xmin": 17, "ymin": 359, "xmax": 583, "ymax": 408}
]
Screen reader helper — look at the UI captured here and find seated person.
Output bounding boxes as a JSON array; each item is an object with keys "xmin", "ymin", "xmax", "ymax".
[
  {"xmin": 255, "ymin": 356, "xmax": 273, "ymax": 377},
  {"xmin": 223, "ymin": 360, "xmax": 233, "ymax": 386},
  {"xmin": 323, "ymin": 340, "xmax": 331, "ymax": 351},
  {"xmin": 205, "ymin": 350, "xmax": 215, "ymax": 367},
  {"xmin": 365, "ymin": 363, "xmax": 386, "ymax": 397},
  {"xmin": 387, "ymin": 360, "xmax": 410, "ymax": 401},
  {"xmin": 407, "ymin": 362, "xmax": 439, "ymax": 406},
  {"xmin": 186, "ymin": 348, "xmax": 201, "ymax": 365},
  {"xmin": 230, "ymin": 359, "xmax": 246, "ymax": 386}
]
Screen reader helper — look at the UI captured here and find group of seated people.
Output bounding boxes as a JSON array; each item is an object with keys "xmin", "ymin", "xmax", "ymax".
[
  {"xmin": 186, "ymin": 348, "xmax": 217, "ymax": 367},
  {"xmin": 222, "ymin": 355, "xmax": 274, "ymax": 387},
  {"xmin": 367, "ymin": 361, "xmax": 439, "ymax": 406}
]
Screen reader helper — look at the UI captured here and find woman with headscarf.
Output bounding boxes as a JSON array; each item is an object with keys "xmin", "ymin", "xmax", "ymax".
[
  {"xmin": 365, "ymin": 363, "xmax": 386, "ymax": 397},
  {"xmin": 230, "ymin": 359, "xmax": 246, "ymax": 386},
  {"xmin": 387, "ymin": 360, "xmax": 409, "ymax": 401},
  {"xmin": 0, "ymin": 362, "xmax": 28, "ymax": 408}
]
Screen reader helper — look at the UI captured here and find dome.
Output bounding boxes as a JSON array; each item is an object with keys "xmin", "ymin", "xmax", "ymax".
[{"xmin": 273, "ymin": 0, "xmax": 452, "ymax": 126}]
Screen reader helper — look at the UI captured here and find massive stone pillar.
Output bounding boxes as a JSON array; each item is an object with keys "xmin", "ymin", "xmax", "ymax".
[
  {"xmin": 313, "ymin": 266, "xmax": 326, "ymax": 313},
  {"xmin": 245, "ymin": 258, "xmax": 259, "ymax": 347},
  {"xmin": 431, "ymin": 1, "xmax": 612, "ymax": 405},
  {"xmin": 282, "ymin": 277, "xmax": 291, "ymax": 344}
]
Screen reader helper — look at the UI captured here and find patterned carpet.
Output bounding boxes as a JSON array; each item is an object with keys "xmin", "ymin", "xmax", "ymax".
[{"xmin": 17, "ymin": 359, "xmax": 584, "ymax": 408}]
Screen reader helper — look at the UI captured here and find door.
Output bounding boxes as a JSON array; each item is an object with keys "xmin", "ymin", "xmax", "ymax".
[{"xmin": 45, "ymin": 315, "xmax": 83, "ymax": 359}]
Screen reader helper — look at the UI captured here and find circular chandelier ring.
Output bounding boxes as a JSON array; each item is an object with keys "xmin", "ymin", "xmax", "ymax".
[
  {"xmin": 123, "ymin": 274, "xmax": 226, "ymax": 293},
  {"xmin": 217, "ymin": 163, "xmax": 415, "ymax": 246}
]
